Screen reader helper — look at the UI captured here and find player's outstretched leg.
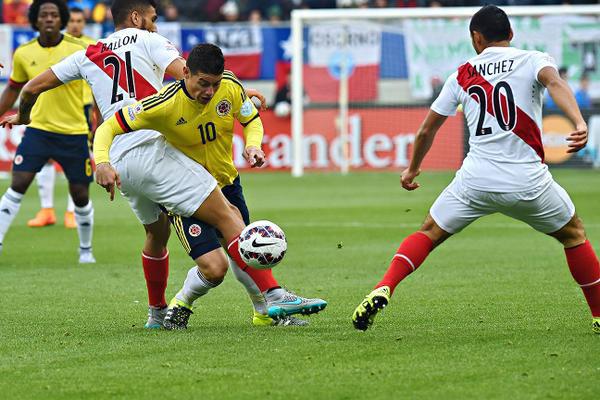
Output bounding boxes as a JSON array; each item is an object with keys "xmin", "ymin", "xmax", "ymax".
[
  {"xmin": 551, "ymin": 215, "xmax": 600, "ymax": 334},
  {"xmin": 352, "ymin": 230, "xmax": 435, "ymax": 331},
  {"xmin": 265, "ymin": 288, "xmax": 327, "ymax": 319},
  {"xmin": 28, "ymin": 162, "xmax": 56, "ymax": 228},
  {"xmin": 164, "ymin": 250, "xmax": 227, "ymax": 330}
]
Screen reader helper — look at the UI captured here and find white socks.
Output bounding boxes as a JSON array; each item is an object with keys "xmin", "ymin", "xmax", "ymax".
[
  {"xmin": 228, "ymin": 256, "xmax": 269, "ymax": 315},
  {"xmin": 67, "ymin": 195, "xmax": 75, "ymax": 213},
  {"xmin": 74, "ymin": 201, "xmax": 94, "ymax": 250},
  {"xmin": 0, "ymin": 188, "xmax": 23, "ymax": 243},
  {"xmin": 175, "ymin": 266, "xmax": 219, "ymax": 305},
  {"xmin": 37, "ymin": 163, "xmax": 56, "ymax": 209}
]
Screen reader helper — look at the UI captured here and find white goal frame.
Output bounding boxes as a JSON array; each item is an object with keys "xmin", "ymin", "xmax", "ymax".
[{"xmin": 290, "ymin": 5, "xmax": 600, "ymax": 177}]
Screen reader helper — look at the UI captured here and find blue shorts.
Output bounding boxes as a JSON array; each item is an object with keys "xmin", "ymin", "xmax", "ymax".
[
  {"xmin": 13, "ymin": 127, "xmax": 93, "ymax": 184},
  {"xmin": 168, "ymin": 175, "xmax": 250, "ymax": 260}
]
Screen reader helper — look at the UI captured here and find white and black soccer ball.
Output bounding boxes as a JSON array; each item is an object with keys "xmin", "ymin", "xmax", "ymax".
[{"xmin": 238, "ymin": 220, "xmax": 287, "ymax": 269}]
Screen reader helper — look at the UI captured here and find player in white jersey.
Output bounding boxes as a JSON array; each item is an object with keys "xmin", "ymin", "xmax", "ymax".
[
  {"xmin": 352, "ymin": 5, "xmax": 600, "ymax": 334},
  {"xmin": 2, "ymin": 0, "xmax": 321, "ymax": 328}
]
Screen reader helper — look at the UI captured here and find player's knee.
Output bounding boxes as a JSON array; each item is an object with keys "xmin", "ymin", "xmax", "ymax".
[
  {"xmin": 552, "ymin": 215, "xmax": 586, "ymax": 247},
  {"xmin": 196, "ymin": 253, "xmax": 228, "ymax": 284},
  {"xmin": 69, "ymin": 185, "xmax": 90, "ymax": 207},
  {"xmin": 11, "ymin": 172, "xmax": 35, "ymax": 194},
  {"xmin": 420, "ymin": 215, "xmax": 451, "ymax": 247}
]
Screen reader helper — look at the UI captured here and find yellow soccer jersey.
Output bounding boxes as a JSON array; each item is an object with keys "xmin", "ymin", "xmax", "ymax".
[
  {"xmin": 10, "ymin": 35, "xmax": 88, "ymax": 135},
  {"xmin": 66, "ymin": 33, "xmax": 96, "ymax": 105},
  {"xmin": 95, "ymin": 72, "xmax": 262, "ymax": 187}
]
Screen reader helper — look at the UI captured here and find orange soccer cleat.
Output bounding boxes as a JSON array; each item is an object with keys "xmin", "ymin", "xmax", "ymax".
[
  {"xmin": 27, "ymin": 208, "xmax": 57, "ymax": 227},
  {"xmin": 64, "ymin": 211, "xmax": 76, "ymax": 229}
]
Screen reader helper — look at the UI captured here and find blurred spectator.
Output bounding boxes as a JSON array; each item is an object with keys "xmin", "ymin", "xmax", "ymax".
[
  {"xmin": 273, "ymin": 71, "xmax": 292, "ymax": 118},
  {"xmin": 574, "ymin": 73, "xmax": 592, "ymax": 110},
  {"xmin": 3, "ymin": 0, "xmax": 31, "ymax": 25},
  {"xmin": 266, "ymin": 4, "xmax": 283, "ymax": 22},
  {"xmin": 220, "ymin": 0, "xmax": 239, "ymax": 22},
  {"xmin": 247, "ymin": 8, "xmax": 262, "ymax": 23},
  {"xmin": 162, "ymin": 2, "xmax": 178, "ymax": 21},
  {"xmin": 544, "ymin": 66, "xmax": 568, "ymax": 112},
  {"xmin": 67, "ymin": 0, "xmax": 95, "ymax": 21},
  {"xmin": 172, "ymin": 0, "xmax": 203, "ymax": 22}
]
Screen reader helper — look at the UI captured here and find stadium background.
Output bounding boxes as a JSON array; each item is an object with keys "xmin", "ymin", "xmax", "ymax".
[{"xmin": 1, "ymin": 0, "xmax": 599, "ymax": 174}]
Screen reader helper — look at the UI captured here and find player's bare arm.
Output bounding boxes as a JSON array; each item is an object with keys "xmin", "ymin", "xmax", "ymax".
[
  {"xmin": 401, "ymin": 110, "xmax": 447, "ymax": 191},
  {"xmin": 0, "ymin": 83, "xmax": 23, "ymax": 124},
  {"xmin": 0, "ymin": 69, "xmax": 64, "ymax": 128},
  {"xmin": 538, "ymin": 66, "xmax": 588, "ymax": 153}
]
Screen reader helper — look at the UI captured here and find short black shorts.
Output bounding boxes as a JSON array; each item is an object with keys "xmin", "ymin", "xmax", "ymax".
[{"xmin": 13, "ymin": 127, "xmax": 93, "ymax": 184}]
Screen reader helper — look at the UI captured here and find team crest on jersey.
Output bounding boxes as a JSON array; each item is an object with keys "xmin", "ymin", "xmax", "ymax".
[
  {"xmin": 188, "ymin": 224, "xmax": 202, "ymax": 237},
  {"xmin": 216, "ymin": 99, "xmax": 232, "ymax": 117},
  {"xmin": 14, "ymin": 155, "xmax": 23, "ymax": 165}
]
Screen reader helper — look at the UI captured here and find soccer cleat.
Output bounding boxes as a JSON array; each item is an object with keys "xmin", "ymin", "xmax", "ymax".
[
  {"xmin": 593, "ymin": 318, "xmax": 600, "ymax": 334},
  {"xmin": 144, "ymin": 306, "xmax": 167, "ymax": 329},
  {"xmin": 266, "ymin": 288, "xmax": 327, "ymax": 319},
  {"xmin": 352, "ymin": 286, "xmax": 391, "ymax": 331},
  {"xmin": 252, "ymin": 311, "xmax": 309, "ymax": 327},
  {"xmin": 27, "ymin": 208, "xmax": 56, "ymax": 227},
  {"xmin": 78, "ymin": 248, "xmax": 96, "ymax": 264},
  {"xmin": 64, "ymin": 211, "xmax": 76, "ymax": 229},
  {"xmin": 163, "ymin": 298, "xmax": 193, "ymax": 330}
]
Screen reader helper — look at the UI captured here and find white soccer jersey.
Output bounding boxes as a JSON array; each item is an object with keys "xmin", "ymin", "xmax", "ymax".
[
  {"xmin": 431, "ymin": 46, "xmax": 557, "ymax": 192},
  {"xmin": 51, "ymin": 28, "xmax": 180, "ymax": 162}
]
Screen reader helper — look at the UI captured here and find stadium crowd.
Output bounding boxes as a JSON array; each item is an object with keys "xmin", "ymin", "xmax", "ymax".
[{"xmin": 2, "ymin": 0, "xmax": 598, "ymax": 24}]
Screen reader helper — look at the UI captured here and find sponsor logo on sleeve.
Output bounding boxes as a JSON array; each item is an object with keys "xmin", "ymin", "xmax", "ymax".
[{"xmin": 240, "ymin": 99, "xmax": 254, "ymax": 117}]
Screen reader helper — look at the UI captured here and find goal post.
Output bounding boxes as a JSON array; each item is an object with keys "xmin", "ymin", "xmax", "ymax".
[{"xmin": 290, "ymin": 5, "xmax": 600, "ymax": 177}]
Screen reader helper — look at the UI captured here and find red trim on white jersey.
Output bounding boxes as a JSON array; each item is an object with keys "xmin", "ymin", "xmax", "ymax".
[
  {"xmin": 457, "ymin": 62, "xmax": 545, "ymax": 162},
  {"xmin": 85, "ymin": 42, "xmax": 157, "ymax": 101}
]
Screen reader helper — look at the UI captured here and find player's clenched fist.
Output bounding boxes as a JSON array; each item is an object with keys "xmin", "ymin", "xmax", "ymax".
[
  {"xmin": 95, "ymin": 162, "xmax": 121, "ymax": 201},
  {"xmin": 566, "ymin": 122, "xmax": 588, "ymax": 154},
  {"xmin": 401, "ymin": 168, "xmax": 421, "ymax": 191},
  {"xmin": 243, "ymin": 146, "xmax": 265, "ymax": 168}
]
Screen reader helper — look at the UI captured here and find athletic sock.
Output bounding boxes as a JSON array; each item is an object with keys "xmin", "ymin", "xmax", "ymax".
[
  {"xmin": 142, "ymin": 250, "xmax": 169, "ymax": 308},
  {"xmin": 175, "ymin": 266, "xmax": 220, "ymax": 306},
  {"xmin": 0, "ymin": 188, "xmax": 23, "ymax": 243},
  {"xmin": 376, "ymin": 231, "xmax": 434, "ymax": 295},
  {"xmin": 66, "ymin": 195, "xmax": 75, "ymax": 213},
  {"xmin": 37, "ymin": 163, "xmax": 55, "ymax": 209},
  {"xmin": 226, "ymin": 236, "xmax": 279, "ymax": 292},
  {"xmin": 228, "ymin": 256, "xmax": 269, "ymax": 314},
  {"xmin": 565, "ymin": 240, "xmax": 600, "ymax": 317},
  {"xmin": 74, "ymin": 201, "xmax": 94, "ymax": 250}
]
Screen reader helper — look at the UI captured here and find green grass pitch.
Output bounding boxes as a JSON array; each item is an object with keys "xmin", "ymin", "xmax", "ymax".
[{"xmin": 0, "ymin": 169, "xmax": 598, "ymax": 399}]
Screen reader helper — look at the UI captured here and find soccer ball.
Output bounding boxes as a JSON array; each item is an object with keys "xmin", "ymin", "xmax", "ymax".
[{"xmin": 238, "ymin": 220, "xmax": 287, "ymax": 269}]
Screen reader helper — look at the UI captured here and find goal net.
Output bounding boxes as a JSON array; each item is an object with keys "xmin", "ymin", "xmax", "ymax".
[{"xmin": 290, "ymin": 5, "xmax": 600, "ymax": 177}]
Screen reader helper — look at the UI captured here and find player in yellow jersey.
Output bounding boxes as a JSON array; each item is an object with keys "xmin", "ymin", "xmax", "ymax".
[
  {"xmin": 28, "ymin": 6, "xmax": 97, "ymax": 230},
  {"xmin": 0, "ymin": 0, "xmax": 95, "ymax": 263},
  {"xmin": 93, "ymin": 44, "xmax": 326, "ymax": 328}
]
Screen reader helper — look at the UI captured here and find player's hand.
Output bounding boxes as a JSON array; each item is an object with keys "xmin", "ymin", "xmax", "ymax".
[
  {"xmin": 246, "ymin": 88, "xmax": 267, "ymax": 111},
  {"xmin": 243, "ymin": 146, "xmax": 265, "ymax": 168},
  {"xmin": 95, "ymin": 162, "xmax": 121, "ymax": 201},
  {"xmin": 566, "ymin": 122, "xmax": 588, "ymax": 153},
  {"xmin": 0, "ymin": 62, "xmax": 3, "ymax": 68},
  {"xmin": 0, "ymin": 113, "xmax": 30, "ymax": 129},
  {"xmin": 401, "ymin": 168, "xmax": 421, "ymax": 191}
]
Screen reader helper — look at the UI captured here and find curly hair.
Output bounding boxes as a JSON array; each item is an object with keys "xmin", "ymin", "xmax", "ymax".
[{"xmin": 28, "ymin": 0, "xmax": 70, "ymax": 32}]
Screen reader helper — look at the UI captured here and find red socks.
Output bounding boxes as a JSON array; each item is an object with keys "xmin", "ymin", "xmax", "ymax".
[
  {"xmin": 565, "ymin": 240, "xmax": 600, "ymax": 317},
  {"xmin": 141, "ymin": 250, "xmax": 169, "ymax": 308},
  {"xmin": 376, "ymin": 231, "xmax": 434, "ymax": 295},
  {"xmin": 227, "ymin": 236, "xmax": 279, "ymax": 292}
]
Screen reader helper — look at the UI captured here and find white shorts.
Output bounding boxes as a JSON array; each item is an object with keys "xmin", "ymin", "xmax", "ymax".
[
  {"xmin": 430, "ymin": 177, "xmax": 575, "ymax": 234},
  {"xmin": 113, "ymin": 137, "xmax": 218, "ymax": 225}
]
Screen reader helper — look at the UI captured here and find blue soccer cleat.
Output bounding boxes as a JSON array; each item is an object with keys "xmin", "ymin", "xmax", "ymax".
[{"xmin": 265, "ymin": 288, "xmax": 327, "ymax": 319}]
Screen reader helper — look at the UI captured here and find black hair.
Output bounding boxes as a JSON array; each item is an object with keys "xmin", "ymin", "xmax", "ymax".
[
  {"xmin": 558, "ymin": 66, "xmax": 568, "ymax": 76},
  {"xmin": 111, "ymin": 0, "xmax": 157, "ymax": 26},
  {"xmin": 469, "ymin": 5, "xmax": 511, "ymax": 43},
  {"xmin": 28, "ymin": 0, "xmax": 70, "ymax": 31},
  {"xmin": 69, "ymin": 6, "xmax": 84, "ymax": 14},
  {"xmin": 187, "ymin": 44, "xmax": 225, "ymax": 75}
]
